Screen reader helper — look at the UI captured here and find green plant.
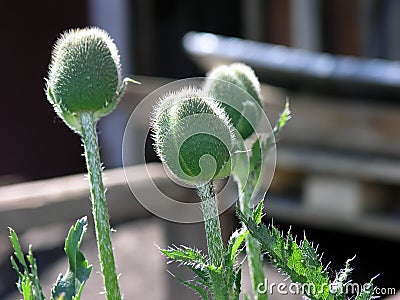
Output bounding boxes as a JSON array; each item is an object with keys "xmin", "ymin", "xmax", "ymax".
[
  {"xmin": 9, "ymin": 218, "xmax": 91, "ymax": 300},
  {"xmin": 8, "ymin": 27, "xmax": 136, "ymax": 300},
  {"xmin": 6, "ymin": 26, "xmax": 379, "ymax": 299},
  {"xmin": 205, "ymin": 63, "xmax": 267, "ymax": 300},
  {"xmin": 152, "ymin": 88, "xmax": 236, "ymax": 299},
  {"xmin": 152, "ymin": 63, "xmax": 378, "ymax": 300}
]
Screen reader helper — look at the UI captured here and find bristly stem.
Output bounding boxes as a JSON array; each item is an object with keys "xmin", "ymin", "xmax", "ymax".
[
  {"xmin": 79, "ymin": 112, "xmax": 121, "ymax": 300},
  {"xmin": 197, "ymin": 181, "xmax": 224, "ymax": 266},
  {"xmin": 239, "ymin": 181, "xmax": 267, "ymax": 300},
  {"xmin": 197, "ymin": 181, "xmax": 227, "ymax": 300}
]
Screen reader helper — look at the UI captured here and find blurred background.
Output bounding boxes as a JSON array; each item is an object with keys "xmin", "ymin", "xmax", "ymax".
[{"xmin": 0, "ymin": 0, "xmax": 399, "ymax": 299}]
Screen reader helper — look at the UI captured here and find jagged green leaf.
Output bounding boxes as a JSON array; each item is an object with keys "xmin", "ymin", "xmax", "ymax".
[
  {"xmin": 330, "ymin": 256, "xmax": 355, "ymax": 300},
  {"xmin": 9, "ymin": 228, "xmax": 28, "ymax": 268},
  {"xmin": 188, "ymin": 266, "xmax": 212, "ymax": 288},
  {"xmin": 162, "ymin": 244, "xmax": 231, "ymax": 300},
  {"xmin": 227, "ymin": 227, "xmax": 248, "ymax": 265},
  {"xmin": 253, "ymin": 201, "xmax": 264, "ymax": 224},
  {"xmin": 237, "ymin": 209, "xmax": 331, "ymax": 300},
  {"xmin": 159, "ymin": 245, "xmax": 207, "ymax": 269},
  {"xmin": 264, "ymin": 99, "xmax": 291, "ymax": 154},
  {"xmin": 51, "ymin": 217, "xmax": 92, "ymax": 300},
  {"xmin": 9, "ymin": 228, "xmax": 45, "ymax": 300},
  {"xmin": 224, "ymin": 227, "xmax": 248, "ymax": 300},
  {"xmin": 273, "ymin": 99, "xmax": 291, "ymax": 137},
  {"xmin": 354, "ymin": 276, "xmax": 377, "ymax": 300},
  {"xmin": 161, "ymin": 246, "xmax": 212, "ymax": 298},
  {"xmin": 160, "ymin": 245, "xmax": 212, "ymax": 288}
]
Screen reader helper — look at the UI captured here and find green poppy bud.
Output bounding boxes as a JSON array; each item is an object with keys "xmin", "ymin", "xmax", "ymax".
[
  {"xmin": 204, "ymin": 63, "xmax": 263, "ymax": 139},
  {"xmin": 46, "ymin": 27, "xmax": 126, "ymax": 133},
  {"xmin": 151, "ymin": 87, "xmax": 235, "ymax": 186}
]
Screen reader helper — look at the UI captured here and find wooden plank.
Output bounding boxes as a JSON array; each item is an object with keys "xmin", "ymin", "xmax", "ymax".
[
  {"xmin": 0, "ymin": 163, "xmax": 189, "ymax": 233},
  {"xmin": 268, "ymin": 91, "xmax": 400, "ymax": 158},
  {"xmin": 276, "ymin": 145, "xmax": 400, "ymax": 185},
  {"xmin": 255, "ymin": 84, "xmax": 400, "ymax": 158},
  {"xmin": 1, "ymin": 160, "xmax": 400, "ymax": 241},
  {"xmin": 303, "ymin": 175, "xmax": 363, "ymax": 216},
  {"xmin": 266, "ymin": 197, "xmax": 400, "ymax": 241}
]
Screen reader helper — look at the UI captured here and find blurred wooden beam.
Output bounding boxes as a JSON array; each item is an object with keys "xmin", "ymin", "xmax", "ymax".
[
  {"xmin": 0, "ymin": 163, "xmax": 188, "ymax": 233},
  {"xmin": 266, "ymin": 195, "xmax": 400, "ymax": 241}
]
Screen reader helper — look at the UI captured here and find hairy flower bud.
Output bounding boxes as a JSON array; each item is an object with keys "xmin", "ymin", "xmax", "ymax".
[
  {"xmin": 204, "ymin": 63, "xmax": 263, "ymax": 139},
  {"xmin": 46, "ymin": 27, "xmax": 126, "ymax": 133},
  {"xmin": 151, "ymin": 87, "xmax": 235, "ymax": 186}
]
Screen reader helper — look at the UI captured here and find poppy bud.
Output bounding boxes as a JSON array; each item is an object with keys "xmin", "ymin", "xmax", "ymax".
[
  {"xmin": 46, "ymin": 27, "xmax": 124, "ymax": 133},
  {"xmin": 151, "ymin": 87, "xmax": 235, "ymax": 186},
  {"xmin": 204, "ymin": 63, "xmax": 263, "ymax": 139}
]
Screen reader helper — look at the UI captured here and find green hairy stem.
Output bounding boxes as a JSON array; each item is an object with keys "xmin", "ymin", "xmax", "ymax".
[
  {"xmin": 197, "ymin": 182, "xmax": 227, "ymax": 299},
  {"xmin": 197, "ymin": 182, "xmax": 224, "ymax": 267},
  {"xmin": 79, "ymin": 112, "xmax": 121, "ymax": 300}
]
